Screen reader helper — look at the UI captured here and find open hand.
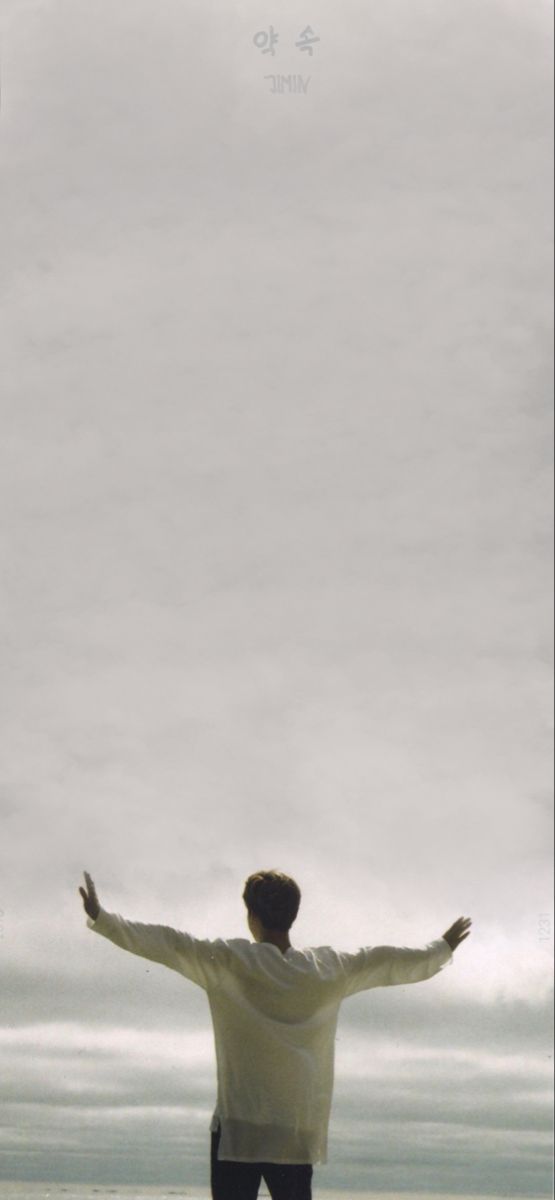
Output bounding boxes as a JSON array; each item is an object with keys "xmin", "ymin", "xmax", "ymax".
[
  {"xmin": 443, "ymin": 916, "xmax": 472, "ymax": 951},
  {"xmin": 79, "ymin": 871, "xmax": 100, "ymax": 921}
]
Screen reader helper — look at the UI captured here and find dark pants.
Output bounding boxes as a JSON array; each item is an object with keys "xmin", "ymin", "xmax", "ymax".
[{"xmin": 210, "ymin": 1123, "xmax": 313, "ymax": 1200}]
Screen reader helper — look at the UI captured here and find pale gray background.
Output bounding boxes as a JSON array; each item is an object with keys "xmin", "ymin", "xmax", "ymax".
[{"xmin": 0, "ymin": 0, "xmax": 553, "ymax": 1194}]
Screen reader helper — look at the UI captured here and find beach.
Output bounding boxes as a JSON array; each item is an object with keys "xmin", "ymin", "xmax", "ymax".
[{"xmin": 0, "ymin": 1185, "xmax": 550, "ymax": 1200}]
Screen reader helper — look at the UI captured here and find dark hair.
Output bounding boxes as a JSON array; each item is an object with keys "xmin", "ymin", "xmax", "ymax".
[{"xmin": 243, "ymin": 870, "xmax": 301, "ymax": 932}]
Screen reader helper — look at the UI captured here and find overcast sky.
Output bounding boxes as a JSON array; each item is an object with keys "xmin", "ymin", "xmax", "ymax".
[{"xmin": 0, "ymin": 0, "xmax": 553, "ymax": 1194}]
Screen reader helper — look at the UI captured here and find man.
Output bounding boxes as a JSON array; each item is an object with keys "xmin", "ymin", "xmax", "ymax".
[{"xmin": 79, "ymin": 869, "xmax": 471, "ymax": 1200}]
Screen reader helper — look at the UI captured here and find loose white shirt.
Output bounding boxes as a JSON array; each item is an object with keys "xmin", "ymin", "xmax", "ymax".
[{"xmin": 87, "ymin": 907, "xmax": 453, "ymax": 1165}]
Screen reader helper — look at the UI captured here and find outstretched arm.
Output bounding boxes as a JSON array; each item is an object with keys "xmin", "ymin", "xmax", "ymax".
[
  {"xmin": 341, "ymin": 915, "xmax": 472, "ymax": 997},
  {"xmin": 79, "ymin": 870, "xmax": 193, "ymax": 972},
  {"xmin": 78, "ymin": 871, "xmax": 228, "ymax": 989}
]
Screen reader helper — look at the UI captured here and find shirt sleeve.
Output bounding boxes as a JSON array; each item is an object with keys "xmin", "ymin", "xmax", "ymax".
[
  {"xmin": 86, "ymin": 907, "xmax": 229, "ymax": 991},
  {"xmin": 339, "ymin": 937, "xmax": 453, "ymax": 997}
]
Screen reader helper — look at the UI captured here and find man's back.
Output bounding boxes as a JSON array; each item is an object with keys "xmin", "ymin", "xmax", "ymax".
[{"xmin": 205, "ymin": 938, "xmax": 352, "ymax": 1164}]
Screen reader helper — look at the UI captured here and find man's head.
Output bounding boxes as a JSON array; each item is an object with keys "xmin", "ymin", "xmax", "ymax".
[{"xmin": 243, "ymin": 869, "xmax": 301, "ymax": 935}]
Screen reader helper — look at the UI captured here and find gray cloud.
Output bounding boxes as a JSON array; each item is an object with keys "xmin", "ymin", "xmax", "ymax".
[{"xmin": 0, "ymin": 985, "xmax": 552, "ymax": 1189}]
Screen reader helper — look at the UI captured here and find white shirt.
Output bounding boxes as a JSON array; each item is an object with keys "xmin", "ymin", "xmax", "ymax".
[{"xmin": 87, "ymin": 907, "xmax": 453, "ymax": 1165}]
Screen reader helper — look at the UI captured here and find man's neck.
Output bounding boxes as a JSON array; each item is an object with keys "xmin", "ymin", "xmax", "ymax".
[{"xmin": 261, "ymin": 932, "xmax": 291, "ymax": 954}]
